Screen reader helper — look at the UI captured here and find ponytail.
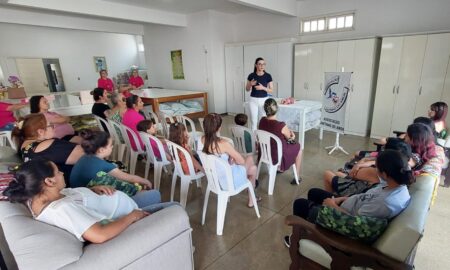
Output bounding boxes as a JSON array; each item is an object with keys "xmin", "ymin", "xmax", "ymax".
[
  {"xmin": 202, "ymin": 113, "xmax": 222, "ymax": 155},
  {"xmin": 79, "ymin": 129, "xmax": 110, "ymax": 155},
  {"xmin": 4, "ymin": 159, "xmax": 54, "ymax": 204}
]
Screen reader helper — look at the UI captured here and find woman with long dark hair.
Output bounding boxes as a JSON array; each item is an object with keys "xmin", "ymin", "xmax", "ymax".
[
  {"xmin": 4, "ymin": 159, "xmax": 175, "ymax": 243},
  {"xmin": 29, "ymin": 95, "xmax": 79, "ymax": 142},
  {"xmin": 245, "ymin": 57, "xmax": 273, "ymax": 130},
  {"xmin": 428, "ymin": 101, "xmax": 448, "ymax": 139},
  {"xmin": 199, "ymin": 113, "xmax": 260, "ymax": 207},
  {"xmin": 284, "ymin": 150, "xmax": 412, "ymax": 247}
]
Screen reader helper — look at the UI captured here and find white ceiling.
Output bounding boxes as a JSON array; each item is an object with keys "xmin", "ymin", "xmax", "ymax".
[{"xmin": 103, "ymin": 0, "xmax": 255, "ymax": 14}]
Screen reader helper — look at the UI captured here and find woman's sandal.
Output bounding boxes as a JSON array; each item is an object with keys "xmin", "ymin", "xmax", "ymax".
[{"xmin": 247, "ymin": 196, "xmax": 262, "ymax": 208}]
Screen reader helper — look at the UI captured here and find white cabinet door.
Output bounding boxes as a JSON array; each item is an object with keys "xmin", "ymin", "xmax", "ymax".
[
  {"xmin": 294, "ymin": 44, "xmax": 309, "ymax": 100},
  {"xmin": 440, "ymin": 51, "xmax": 450, "ymax": 128},
  {"xmin": 225, "ymin": 45, "xmax": 244, "ymax": 114},
  {"xmin": 371, "ymin": 37, "xmax": 404, "ymax": 138},
  {"xmin": 322, "ymin": 41, "xmax": 338, "ymax": 73},
  {"xmin": 307, "ymin": 43, "xmax": 324, "ymax": 101},
  {"xmin": 277, "ymin": 42, "xmax": 293, "ymax": 98},
  {"xmin": 414, "ymin": 33, "xmax": 450, "ymax": 119},
  {"xmin": 336, "ymin": 40, "xmax": 356, "ymax": 132},
  {"xmin": 244, "ymin": 43, "xmax": 277, "ymax": 101},
  {"xmin": 347, "ymin": 39, "xmax": 376, "ymax": 135},
  {"xmin": 390, "ymin": 35, "xmax": 427, "ymax": 134}
]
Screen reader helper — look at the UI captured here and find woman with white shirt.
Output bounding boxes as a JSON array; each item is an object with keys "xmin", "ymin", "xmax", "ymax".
[
  {"xmin": 4, "ymin": 159, "xmax": 175, "ymax": 243},
  {"xmin": 245, "ymin": 57, "xmax": 273, "ymax": 130}
]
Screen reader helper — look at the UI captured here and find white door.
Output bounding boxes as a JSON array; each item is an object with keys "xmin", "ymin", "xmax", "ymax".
[
  {"xmin": 336, "ymin": 40, "xmax": 356, "ymax": 132},
  {"xmin": 440, "ymin": 50, "xmax": 450, "ymax": 128},
  {"xmin": 276, "ymin": 42, "xmax": 293, "ymax": 98},
  {"xmin": 293, "ymin": 44, "xmax": 310, "ymax": 100},
  {"xmin": 346, "ymin": 39, "xmax": 377, "ymax": 135},
  {"xmin": 225, "ymin": 45, "xmax": 244, "ymax": 114},
  {"xmin": 15, "ymin": 58, "xmax": 50, "ymax": 95},
  {"xmin": 371, "ymin": 37, "xmax": 404, "ymax": 138},
  {"xmin": 414, "ymin": 33, "xmax": 450, "ymax": 119},
  {"xmin": 390, "ymin": 35, "xmax": 427, "ymax": 134},
  {"xmin": 306, "ymin": 43, "xmax": 324, "ymax": 101},
  {"xmin": 243, "ymin": 43, "xmax": 277, "ymax": 102}
]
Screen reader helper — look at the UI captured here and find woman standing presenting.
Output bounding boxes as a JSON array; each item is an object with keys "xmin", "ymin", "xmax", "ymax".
[{"xmin": 245, "ymin": 57, "xmax": 273, "ymax": 130}]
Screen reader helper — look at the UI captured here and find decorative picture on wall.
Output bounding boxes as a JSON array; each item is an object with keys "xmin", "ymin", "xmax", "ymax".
[
  {"xmin": 93, "ymin": 56, "xmax": 107, "ymax": 72},
  {"xmin": 170, "ymin": 50, "xmax": 185, "ymax": 80}
]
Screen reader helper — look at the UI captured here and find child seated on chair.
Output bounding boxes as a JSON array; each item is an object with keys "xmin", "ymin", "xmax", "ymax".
[
  {"xmin": 137, "ymin": 120, "xmax": 172, "ymax": 161},
  {"xmin": 169, "ymin": 122, "xmax": 203, "ymax": 174},
  {"xmin": 234, "ymin": 113, "xmax": 253, "ymax": 154}
]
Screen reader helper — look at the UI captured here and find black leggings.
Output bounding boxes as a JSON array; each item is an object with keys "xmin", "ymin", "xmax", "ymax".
[{"xmin": 293, "ymin": 188, "xmax": 334, "ymax": 219}]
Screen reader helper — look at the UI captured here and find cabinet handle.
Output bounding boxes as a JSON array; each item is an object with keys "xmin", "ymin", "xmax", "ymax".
[
  {"xmin": 397, "ymin": 85, "xmax": 400, "ymax": 94},
  {"xmin": 392, "ymin": 85, "xmax": 395, "ymax": 94},
  {"xmin": 419, "ymin": 86, "xmax": 422, "ymax": 95}
]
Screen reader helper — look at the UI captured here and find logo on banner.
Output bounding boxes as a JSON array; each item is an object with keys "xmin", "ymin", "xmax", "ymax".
[{"xmin": 323, "ymin": 75, "xmax": 349, "ymax": 113}]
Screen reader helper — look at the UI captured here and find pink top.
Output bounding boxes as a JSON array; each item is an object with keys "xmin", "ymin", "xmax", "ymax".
[
  {"xmin": 97, "ymin": 78, "xmax": 114, "ymax": 92},
  {"xmin": 43, "ymin": 112, "xmax": 75, "ymax": 139},
  {"xmin": 129, "ymin": 76, "xmax": 144, "ymax": 88},
  {"xmin": 122, "ymin": 109, "xmax": 144, "ymax": 151},
  {"xmin": 0, "ymin": 102, "xmax": 15, "ymax": 128}
]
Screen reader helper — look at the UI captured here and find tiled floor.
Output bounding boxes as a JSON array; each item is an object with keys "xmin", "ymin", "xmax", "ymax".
[{"xmin": 135, "ymin": 115, "xmax": 450, "ymax": 269}]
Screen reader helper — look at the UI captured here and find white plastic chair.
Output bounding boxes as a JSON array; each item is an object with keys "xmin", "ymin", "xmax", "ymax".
[
  {"xmin": 93, "ymin": 115, "xmax": 106, "ymax": 132},
  {"xmin": 139, "ymin": 132, "xmax": 173, "ymax": 189},
  {"xmin": 197, "ymin": 151, "xmax": 260, "ymax": 235},
  {"xmin": 93, "ymin": 116, "xmax": 120, "ymax": 159},
  {"xmin": 142, "ymin": 106, "xmax": 164, "ymax": 136},
  {"xmin": 119, "ymin": 123, "xmax": 146, "ymax": 175},
  {"xmin": 230, "ymin": 125, "xmax": 256, "ymax": 157},
  {"xmin": 0, "ymin": 131, "xmax": 15, "ymax": 150},
  {"xmin": 255, "ymin": 130, "xmax": 299, "ymax": 195},
  {"xmin": 198, "ymin": 118, "xmax": 204, "ymax": 132},
  {"xmin": 166, "ymin": 141, "xmax": 204, "ymax": 208},
  {"xmin": 178, "ymin": 115, "xmax": 204, "ymax": 150},
  {"xmin": 159, "ymin": 112, "xmax": 176, "ymax": 138},
  {"xmin": 108, "ymin": 120, "xmax": 128, "ymax": 163}
]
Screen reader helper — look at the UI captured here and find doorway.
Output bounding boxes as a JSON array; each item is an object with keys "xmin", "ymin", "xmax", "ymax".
[{"xmin": 15, "ymin": 58, "xmax": 66, "ymax": 95}]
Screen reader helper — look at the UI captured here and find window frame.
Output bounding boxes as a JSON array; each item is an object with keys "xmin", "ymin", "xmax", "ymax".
[{"xmin": 300, "ymin": 11, "xmax": 356, "ymax": 35}]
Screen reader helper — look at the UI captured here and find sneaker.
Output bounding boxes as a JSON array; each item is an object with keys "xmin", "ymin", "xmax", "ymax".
[{"xmin": 284, "ymin": 235, "xmax": 291, "ymax": 248}]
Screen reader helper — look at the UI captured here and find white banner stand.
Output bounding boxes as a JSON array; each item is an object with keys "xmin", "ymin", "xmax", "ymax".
[
  {"xmin": 325, "ymin": 132, "xmax": 349, "ymax": 155},
  {"xmin": 320, "ymin": 70, "xmax": 351, "ymax": 155}
]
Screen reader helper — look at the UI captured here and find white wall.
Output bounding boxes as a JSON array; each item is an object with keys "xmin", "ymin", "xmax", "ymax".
[
  {"xmin": 144, "ymin": 10, "xmax": 234, "ymax": 113},
  {"xmin": 0, "ymin": 23, "xmax": 141, "ymax": 92},
  {"xmin": 297, "ymin": 0, "xmax": 450, "ymax": 43}
]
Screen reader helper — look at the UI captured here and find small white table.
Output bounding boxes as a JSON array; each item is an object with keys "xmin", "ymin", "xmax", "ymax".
[{"xmin": 275, "ymin": 100, "xmax": 323, "ymax": 150}]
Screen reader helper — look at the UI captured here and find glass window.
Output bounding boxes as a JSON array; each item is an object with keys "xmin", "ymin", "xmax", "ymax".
[
  {"xmin": 345, "ymin": 15, "xmax": 353, "ymax": 28},
  {"xmin": 311, "ymin": 20, "xmax": 318, "ymax": 32},
  {"xmin": 303, "ymin": 21, "xmax": 311, "ymax": 32},
  {"xmin": 328, "ymin": 17, "xmax": 337, "ymax": 29},
  {"xmin": 337, "ymin": 16, "xmax": 345, "ymax": 28},
  {"xmin": 318, "ymin": 19, "xmax": 325, "ymax": 31}
]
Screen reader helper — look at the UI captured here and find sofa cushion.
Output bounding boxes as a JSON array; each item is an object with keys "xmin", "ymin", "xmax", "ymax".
[
  {"xmin": 373, "ymin": 175, "xmax": 435, "ymax": 261},
  {"xmin": 0, "ymin": 202, "xmax": 83, "ymax": 270}
]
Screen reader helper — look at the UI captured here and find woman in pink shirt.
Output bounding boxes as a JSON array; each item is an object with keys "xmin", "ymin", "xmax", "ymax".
[
  {"xmin": 29, "ymin": 95, "xmax": 81, "ymax": 143},
  {"xmin": 129, "ymin": 69, "xmax": 144, "ymax": 90},
  {"xmin": 97, "ymin": 69, "xmax": 115, "ymax": 93},
  {"xmin": 122, "ymin": 95, "xmax": 145, "ymax": 151},
  {"xmin": 0, "ymin": 101, "xmax": 27, "ymax": 131}
]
